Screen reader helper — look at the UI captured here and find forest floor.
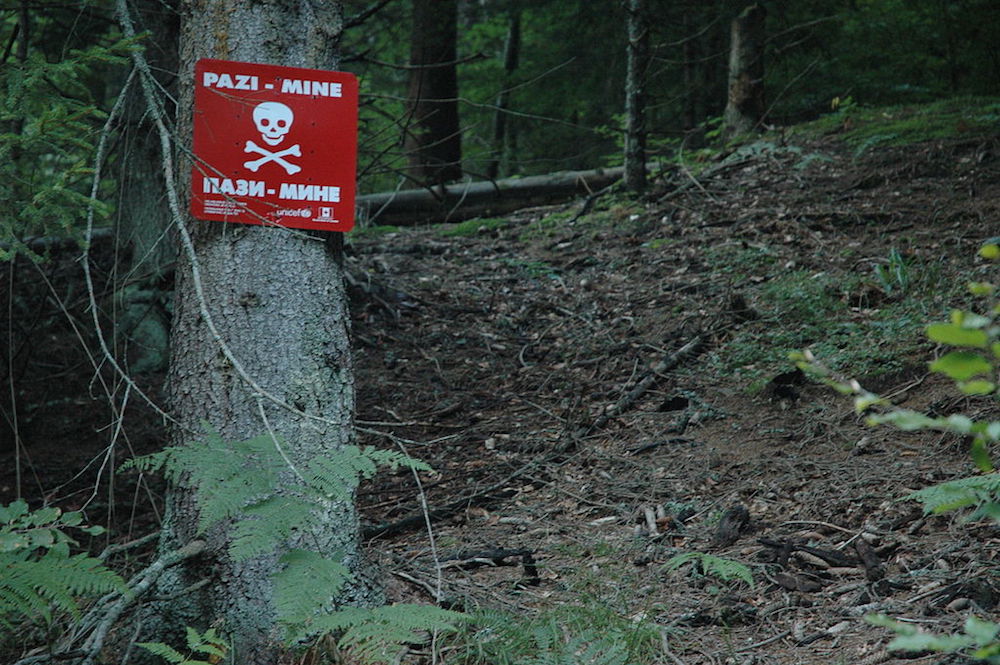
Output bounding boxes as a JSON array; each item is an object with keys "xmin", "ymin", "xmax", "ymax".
[{"xmin": 3, "ymin": 100, "xmax": 1000, "ymax": 664}]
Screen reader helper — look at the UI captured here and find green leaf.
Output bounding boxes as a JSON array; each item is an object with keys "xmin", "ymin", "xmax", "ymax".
[
  {"xmin": 985, "ymin": 422, "xmax": 1000, "ymax": 441},
  {"xmin": 867, "ymin": 410, "xmax": 938, "ymax": 430},
  {"xmin": 0, "ymin": 533, "xmax": 29, "ymax": 551},
  {"xmin": 854, "ymin": 392, "xmax": 886, "ymax": 412},
  {"xmin": 185, "ymin": 626, "xmax": 201, "ymax": 651},
  {"xmin": 137, "ymin": 642, "xmax": 187, "ymax": 664},
  {"xmin": 0, "ymin": 500, "xmax": 29, "ymax": 524},
  {"xmin": 888, "ymin": 631, "xmax": 974, "ymax": 652},
  {"xmin": 971, "ymin": 438, "xmax": 995, "ymax": 473},
  {"xmin": 959, "ymin": 379, "xmax": 996, "ymax": 395},
  {"xmin": 964, "ymin": 616, "xmax": 1000, "ymax": 646},
  {"xmin": 929, "ymin": 351, "xmax": 992, "ymax": 381},
  {"xmin": 28, "ymin": 529, "xmax": 55, "ymax": 548},
  {"xmin": 944, "ymin": 414, "xmax": 974, "ymax": 433},
  {"xmin": 969, "ymin": 281, "xmax": 995, "ymax": 296},
  {"xmin": 980, "ymin": 243, "xmax": 1000, "ymax": 260},
  {"xmin": 27, "ymin": 507, "xmax": 60, "ymax": 526},
  {"xmin": 59, "ymin": 511, "xmax": 83, "ymax": 527},
  {"xmin": 927, "ymin": 323, "xmax": 988, "ymax": 348}
]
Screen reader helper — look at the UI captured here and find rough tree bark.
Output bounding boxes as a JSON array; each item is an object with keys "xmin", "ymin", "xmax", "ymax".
[
  {"xmin": 139, "ymin": 1, "xmax": 379, "ymax": 663},
  {"xmin": 723, "ymin": 3, "xmax": 767, "ymax": 136},
  {"xmin": 624, "ymin": 0, "xmax": 650, "ymax": 193},
  {"xmin": 404, "ymin": 0, "xmax": 462, "ymax": 185}
]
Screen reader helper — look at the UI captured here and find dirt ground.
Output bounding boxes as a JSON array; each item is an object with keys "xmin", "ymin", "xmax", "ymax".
[{"xmin": 3, "ymin": 123, "xmax": 1000, "ymax": 664}]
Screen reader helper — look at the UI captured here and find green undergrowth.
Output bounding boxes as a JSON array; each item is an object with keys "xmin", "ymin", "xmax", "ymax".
[
  {"xmin": 449, "ymin": 604, "xmax": 662, "ymax": 665},
  {"xmin": 794, "ymin": 96, "xmax": 1000, "ymax": 154},
  {"xmin": 710, "ymin": 257, "xmax": 969, "ymax": 392},
  {"xmin": 437, "ymin": 217, "xmax": 509, "ymax": 237}
]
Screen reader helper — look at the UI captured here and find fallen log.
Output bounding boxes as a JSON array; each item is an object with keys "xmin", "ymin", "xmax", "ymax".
[{"xmin": 356, "ymin": 166, "xmax": 627, "ymax": 226}]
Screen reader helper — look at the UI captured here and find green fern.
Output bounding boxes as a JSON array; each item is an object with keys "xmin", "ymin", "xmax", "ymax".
[
  {"xmin": 304, "ymin": 445, "xmax": 431, "ymax": 502},
  {"xmin": 313, "ymin": 605, "xmax": 466, "ymax": 664},
  {"xmin": 664, "ymin": 552, "xmax": 755, "ymax": 587},
  {"xmin": 0, "ymin": 501, "xmax": 125, "ymax": 632},
  {"xmin": 0, "ymin": 548, "xmax": 125, "ymax": 628},
  {"xmin": 454, "ymin": 605, "xmax": 659, "ymax": 665},
  {"xmin": 228, "ymin": 496, "xmax": 315, "ymax": 561},
  {"xmin": 909, "ymin": 474, "xmax": 1000, "ymax": 518},
  {"xmin": 126, "ymin": 428, "xmax": 463, "ymax": 661},
  {"xmin": 273, "ymin": 549, "xmax": 350, "ymax": 632},
  {"xmin": 138, "ymin": 626, "xmax": 229, "ymax": 664},
  {"xmin": 123, "ymin": 430, "xmax": 289, "ymax": 534}
]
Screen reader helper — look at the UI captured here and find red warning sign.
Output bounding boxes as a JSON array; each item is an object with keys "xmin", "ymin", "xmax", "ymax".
[{"xmin": 190, "ymin": 58, "xmax": 358, "ymax": 232}]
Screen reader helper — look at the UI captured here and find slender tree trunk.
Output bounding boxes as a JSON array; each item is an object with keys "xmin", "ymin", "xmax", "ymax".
[
  {"xmin": 624, "ymin": 0, "xmax": 650, "ymax": 193},
  {"xmin": 116, "ymin": 0, "xmax": 178, "ymax": 374},
  {"xmin": 723, "ymin": 3, "xmax": 767, "ymax": 136},
  {"xmin": 487, "ymin": 10, "xmax": 520, "ymax": 180},
  {"xmin": 681, "ymin": 9, "xmax": 706, "ymax": 148},
  {"xmin": 404, "ymin": 0, "xmax": 462, "ymax": 185},
  {"xmin": 138, "ymin": 2, "xmax": 379, "ymax": 663}
]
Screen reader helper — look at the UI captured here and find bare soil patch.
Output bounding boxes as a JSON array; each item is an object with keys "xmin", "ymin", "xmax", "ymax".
[{"xmin": 350, "ymin": 133, "xmax": 1000, "ymax": 663}]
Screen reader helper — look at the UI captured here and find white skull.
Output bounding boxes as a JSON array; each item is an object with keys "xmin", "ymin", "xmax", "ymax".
[{"xmin": 252, "ymin": 102, "xmax": 294, "ymax": 146}]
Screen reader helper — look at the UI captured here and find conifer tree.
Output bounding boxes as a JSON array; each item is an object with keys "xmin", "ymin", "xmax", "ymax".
[{"xmin": 124, "ymin": 2, "xmax": 380, "ymax": 662}]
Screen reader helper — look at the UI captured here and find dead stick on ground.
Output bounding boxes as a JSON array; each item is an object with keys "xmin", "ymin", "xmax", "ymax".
[
  {"xmin": 363, "ymin": 455, "xmax": 554, "ymax": 540},
  {"xmin": 582, "ymin": 335, "xmax": 704, "ymax": 435}
]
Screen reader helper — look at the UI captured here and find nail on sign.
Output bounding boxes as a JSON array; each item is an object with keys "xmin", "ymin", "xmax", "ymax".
[{"xmin": 190, "ymin": 58, "xmax": 358, "ymax": 232}]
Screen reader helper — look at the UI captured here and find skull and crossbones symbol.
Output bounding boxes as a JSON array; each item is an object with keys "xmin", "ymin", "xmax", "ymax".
[{"xmin": 244, "ymin": 102, "xmax": 301, "ymax": 175}]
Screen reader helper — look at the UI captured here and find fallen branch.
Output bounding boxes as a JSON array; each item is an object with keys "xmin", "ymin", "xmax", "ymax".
[
  {"xmin": 357, "ymin": 167, "xmax": 625, "ymax": 226},
  {"xmin": 581, "ymin": 335, "xmax": 705, "ymax": 436}
]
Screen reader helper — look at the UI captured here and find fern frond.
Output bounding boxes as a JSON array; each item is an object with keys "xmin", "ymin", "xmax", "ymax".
[
  {"xmin": 136, "ymin": 640, "xmax": 187, "ymax": 663},
  {"xmin": 274, "ymin": 548, "xmax": 350, "ymax": 634},
  {"xmin": 453, "ymin": 605, "xmax": 658, "ymax": 665},
  {"xmin": 228, "ymin": 497, "xmax": 314, "ymax": 561},
  {"xmin": 303, "ymin": 446, "xmax": 431, "ymax": 500},
  {"xmin": 909, "ymin": 474, "xmax": 1000, "ymax": 516},
  {"xmin": 664, "ymin": 552, "xmax": 754, "ymax": 587},
  {"xmin": 0, "ymin": 550, "xmax": 125, "ymax": 628},
  {"xmin": 316, "ymin": 605, "xmax": 464, "ymax": 664}
]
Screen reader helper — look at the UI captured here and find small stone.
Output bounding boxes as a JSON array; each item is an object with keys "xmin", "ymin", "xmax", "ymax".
[
  {"xmin": 827, "ymin": 620, "xmax": 852, "ymax": 635},
  {"xmin": 946, "ymin": 597, "xmax": 970, "ymax": 611}
]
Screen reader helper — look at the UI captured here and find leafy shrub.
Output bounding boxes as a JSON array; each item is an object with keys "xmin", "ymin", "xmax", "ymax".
[
  {"xmin": 0, "ymin": 38, "xmax": 131, "ymax": 260},
  {"xmin": 792, "ymin": 242, "xmax": 1000, "ymax": 661}
]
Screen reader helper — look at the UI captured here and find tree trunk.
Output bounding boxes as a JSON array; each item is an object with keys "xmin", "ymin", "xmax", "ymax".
[
  {"xmin": 487, "ymin": 10, "xmax": 520, "ymax": 180},
  {"xmin": 404, "ymin": 0, "xmax": 462, "ymax": 185},
  {"xmin": 358, "ymin": 165, "xmax": 634, "ymax": 226},
  {"xmin": 681, "ymin": 8, "xmax": 706, "ymax": 148},
  {"xmin": 723, "ymin": 3, "xmax": 767, "ymax": 136},
  {"xmin": 142, "ymin": 2, "xmax": 379, "ymax": 663},
  {"xmin": 115, "ymin": 0, "xmax": 178, "ymax": 374},
  {"xmin": 624, "ymin": 0, "xmax": 650, "ymax": 193}
]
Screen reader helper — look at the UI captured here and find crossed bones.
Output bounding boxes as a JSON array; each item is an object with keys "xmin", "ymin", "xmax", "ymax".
[{"xmin": 244, "ymin": 140, "xmax": 302, "ymax": 175}]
